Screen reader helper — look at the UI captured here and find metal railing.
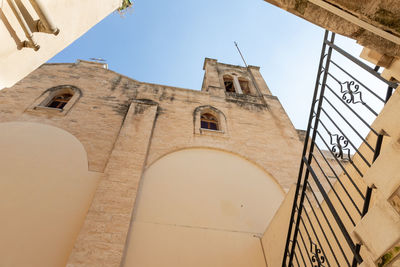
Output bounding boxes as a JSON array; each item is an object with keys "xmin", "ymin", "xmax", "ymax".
[{"xmin": 282, "ymin": 30, "xmax": 398, "ymax": 267}]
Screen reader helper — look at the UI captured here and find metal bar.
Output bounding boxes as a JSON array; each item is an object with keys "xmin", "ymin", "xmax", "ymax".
[
  {"xmin": 283, "ymin": 30, "xmax": 393, "ymax": 267},
  {"xmin": 325, "ymin": 40, "xmax": 398, "ymax": 88},
  {"xmin": 326, "ymin": 85, "xmax": 379, "ymax": 136},
  {"xmin": 327, "ymin": 73, "xmax": 379, "ymax": 117},
  {"xmin": 316, "ymin": 131, "xmax": 365, "ymax": 200},
  {"xmin": 287, "ymin": 31, "xmax": 336, "ymax": 267},
  {"xmin": 306, "ymin": 184, "xmax": 351, "ymax": 266},
  {"xmin": 293, "ymin": 247, "xmax": 300, "ymax": 267},
  {"xmin": 234, "ymin": 41, "xmax": 268, "ymax": 105},
  {"xmin": 330, "ymin": 61, "xmax": 385, "ymax": 103},
  {"xmin": 289, "ymin": 240, "xmax": 301, "ymax": 267},
  {"xmin": 362, "ymin": 101, "xmax": 379, "ymax": 117},
  {"xmin": 385, "ymin": 87, "xmax": 394, "ymax": 104},
  {"xmin": 301, "ymin": 201, "xmax": 332, "ymax": 267},
  {"xmin": 298, "ymin": 225, "xmax": 314, "ymax": 265},
  {"xmin": 319, "ymin": 110, "xmax": 372, "ymax": 167},
  {"xmin": 298, "ymin": 211, "xmax": 327, "ymax": 266},
  {"xmin": 295, "ymin": 240, "xmax": 307, "ymax": 266},
  {"xmin": 314, "ymin": 143, "xmax": 363, "ymax": 215},
  {"xmin": 234, "ymin": 41, "xmax": 248, "ymax": 68},
  {"xmin": 311, "ymin": 153, "xmax": 357, "ymax": 225},
  {"xmin": 323, "ymin": 96, "xmax": 375, "ymax": 152},
  {"xmin": 304, "ymin": 191, "xmax": 342, "ymax": 266},
  {"xmin": 317, "ymin": 124, "xmax": 364, "ymax": 179},
  {"xmin": 303, "ymin": 157, "xmax": 363, "ymax": 264},
  {"xmin": 282, "ymin": 29, "xmax": 330, "ymax": 267},
  {"xmin": 292, "ymin": 205, "xmax": 318, "ymax": 267}
]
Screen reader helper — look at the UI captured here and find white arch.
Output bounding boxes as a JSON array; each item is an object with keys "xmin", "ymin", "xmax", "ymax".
[
  {"xmin": 0, "ymin": 122, "xmax": 99, "ymax": 267},
  {"xmin": 146, "ymin": 146, "xmax": 285, "ymax": 194},
  {"xmin": 134, "ymin": 147, "xmax": 285, "ymax": 233},
  {"xmin": 123, "ymin": 147, "xmax": 284, "ymax": 267}
]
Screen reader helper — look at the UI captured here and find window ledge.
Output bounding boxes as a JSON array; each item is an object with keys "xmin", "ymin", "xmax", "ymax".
[
  {"xmin": 200, "ymin": 128, "xmax": 223, "ymax": 133},
  {"xmin": 25, "ymin": 105, "xmax": 67, "ymax": 116},
  {"xmin": 198, "ymin": 128, "xmax": 228, "ymax": 137},
  {"xmin": 35, "ymin": 106, "xmax": 63, "ymax": 112}
]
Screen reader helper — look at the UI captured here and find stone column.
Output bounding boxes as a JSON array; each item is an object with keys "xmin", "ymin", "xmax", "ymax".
[
  {"xmin": 67, "ymin": 100, "xmax": 158, "ymax": 267},
  {"xmin": 233, "ymin": 76, "xmax": 243, "ymax": 94}
]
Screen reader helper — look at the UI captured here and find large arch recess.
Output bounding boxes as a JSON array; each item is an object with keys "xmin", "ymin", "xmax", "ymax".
[
  {"xmin": 0, "ymin": 122, "xmax": 100, "ymax": 267},
  {"xmin": 123, "ymin": 148, "xmax": 284, "ymax": 267}
]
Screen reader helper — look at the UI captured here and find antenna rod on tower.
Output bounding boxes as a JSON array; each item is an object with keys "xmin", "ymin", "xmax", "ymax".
[
  {"xmin": 234, "ymin": 41, "xmax": 248, "ymax": 68},
  {"xmin": 233, "ymin": 41, "xmax": 267, "ymax": 105}
]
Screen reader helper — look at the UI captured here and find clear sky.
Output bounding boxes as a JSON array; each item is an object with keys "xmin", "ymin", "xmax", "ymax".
[{"xmin": 48, "ymin": 0, "xmax": 365, "ymax": 130}]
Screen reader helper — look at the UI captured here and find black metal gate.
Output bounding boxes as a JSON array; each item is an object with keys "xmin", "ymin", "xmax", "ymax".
[{"xmin": 282, "ymin": 31, "xmax": 398, "ymax": 267}]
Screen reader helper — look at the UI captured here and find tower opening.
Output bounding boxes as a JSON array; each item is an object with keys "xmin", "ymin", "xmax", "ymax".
[
  {"xmin": 223, "ymin": 75, "xmax": 236, "ymax": 93},
  {"xmin": 239, "ymin": 78, "xmax": 250, "ymax": 95}
]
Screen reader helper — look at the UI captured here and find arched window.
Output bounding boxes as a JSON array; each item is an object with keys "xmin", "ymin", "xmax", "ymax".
[
  {"xmin": 30, "ymin": 85, "xmax": 81, "ymax": 115},
  {"xmin": 223, "ymin": 75, "xmax": 235, "ymax": 93},
  {"xmin": 200, "ymin": 113, "xmax": 219, "ymax": 130},
  {"xmin": 194, "ymin": 106, "xmax": 227, "ymax": 135},
  {"xmin": 239, "ymin": 78, "xmax": 250, "ymax": 95},
  {"xmin": 47, "ymin": 93, "xmax": 73, "ymax": 109}
]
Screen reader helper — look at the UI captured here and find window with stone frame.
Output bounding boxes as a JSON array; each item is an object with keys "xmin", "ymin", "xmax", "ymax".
[
  {"xmin": 223, "ymin": 75, "xmax": 236, "ymax": 93},
  {"xmin": 27, "ymin": 85, "xmax": 82, "ymax": 116},
  {"xmin": 200, "ymin": 113, "xmax": 219, "ymax": 131}
]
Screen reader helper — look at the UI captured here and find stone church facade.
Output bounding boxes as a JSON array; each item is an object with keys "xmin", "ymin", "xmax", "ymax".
[{"xmin": 0, "ymin": 58, "xmax": 305, "ymax": 266}]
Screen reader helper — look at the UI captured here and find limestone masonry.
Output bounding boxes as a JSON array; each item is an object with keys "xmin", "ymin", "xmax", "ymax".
[{"xmin": 0, "ymin": 58, "xmax": 303, "ymax": 266}]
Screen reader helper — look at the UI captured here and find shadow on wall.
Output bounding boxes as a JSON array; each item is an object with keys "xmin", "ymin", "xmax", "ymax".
[{"xmin": 0, "ymin": 122, "xmax": 100, "ymax": 267}]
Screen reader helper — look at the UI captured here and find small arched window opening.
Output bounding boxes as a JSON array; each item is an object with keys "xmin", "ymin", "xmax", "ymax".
[
  {"xmin": 201, "ymin": 113, "xmax": 219, "ymax": 131},
  {"xmin": 47, "ymin": 93, "xmax": 73, "ymax": 109},
  {"xmin": 223, "ymin": 75, "xmax": 235, "ymax": 93},
  {"xmin": 31, "ymin": 85, "xmax": 81, "ymax": 115},
  {"xmin": 239, "ymin": 78, "xmax": 250, "ymax": 95}
]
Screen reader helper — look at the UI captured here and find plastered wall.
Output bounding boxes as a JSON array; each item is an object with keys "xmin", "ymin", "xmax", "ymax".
[
  {"xmin": 0, "ymin": 0, "xmax": 121, "ymax": 88},
  {"xmin": 123, "ymin": 148, "xmax": 283, "ymax": 267},
  {"xmin": 133, "ymin": 148, "xmax": 284, "ymax": 234},
  {"xmin": 0, "ymin": 122, "xmax": 99, "ymax": 267}
]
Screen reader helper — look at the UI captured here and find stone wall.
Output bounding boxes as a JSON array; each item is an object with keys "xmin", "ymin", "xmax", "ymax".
[
  {"xmin": 0, "ymin": 59, "xmax": 303, "ymax": 266},
  {"xmin": 263, "ymin": 0, "xmax": 400, "ymax": 59}
]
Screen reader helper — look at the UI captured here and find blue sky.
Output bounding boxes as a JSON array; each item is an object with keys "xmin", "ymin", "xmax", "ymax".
[{"xmin": 48, "ymin": 0, "xmax": 365, "ymax": 130}]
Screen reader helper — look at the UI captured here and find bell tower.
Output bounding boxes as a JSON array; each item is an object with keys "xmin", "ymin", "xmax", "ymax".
[{"xmin": 201, "ymin": 58, "xmax": 272, "ymax": 96}]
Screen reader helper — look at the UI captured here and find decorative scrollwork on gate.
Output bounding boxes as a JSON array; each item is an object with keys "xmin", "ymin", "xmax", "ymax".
[
  {"xmin": 339, "ymin": 81, "xmax": 365, "ymax": 105},
  {"xmin": 329, "ymin": 133, "xmax": 351, "ymax": 161},
  {"xmin": 310, "ymin": 241, "xmax": 326, "ymax": 267},
  {"xmin": 310, "ymin": 113, "xmax": 317, "ymax": 129}
]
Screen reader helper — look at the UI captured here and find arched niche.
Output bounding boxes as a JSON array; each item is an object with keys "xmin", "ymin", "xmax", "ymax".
[
  {"xmin": 124, "ymin": 148, "xmax": 284, "ymax": 266},
  {"xmin": 0, "ymin": 122, "xmax": 100, "ymax": 267}
]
